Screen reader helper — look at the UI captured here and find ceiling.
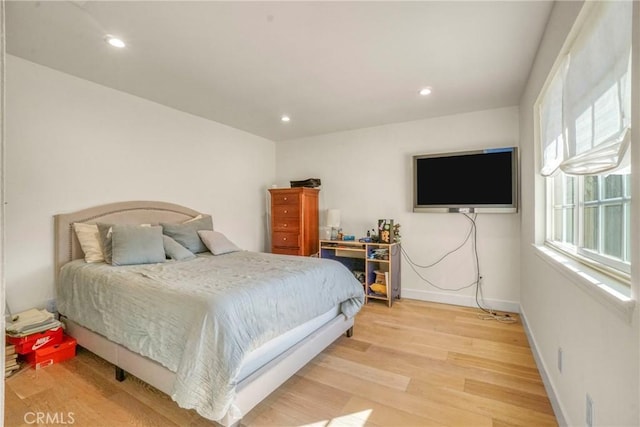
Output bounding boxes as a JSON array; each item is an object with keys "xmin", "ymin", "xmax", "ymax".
[{"xmin": 6, "ymin": 1, "xmax": 554, "ymax": 142}]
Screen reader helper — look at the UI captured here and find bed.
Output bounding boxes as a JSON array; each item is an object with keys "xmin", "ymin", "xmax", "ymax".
[{"xmin": 54, "ymin": 201, "xmax": 364, "ymax": 426}]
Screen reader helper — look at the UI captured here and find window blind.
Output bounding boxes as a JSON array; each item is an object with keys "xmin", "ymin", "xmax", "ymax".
[
  {"xmin": 539, "ymin": 0, "xmax": 632, "ymax": 176},
  {"xmin": 539, "ymin": 58, "xmax": 567, "ymax": 176}
]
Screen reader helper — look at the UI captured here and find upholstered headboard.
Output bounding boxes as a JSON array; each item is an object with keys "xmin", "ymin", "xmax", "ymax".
[{"xmin": 54, "ymin": 201, "xmax": 203, "ymax": 276}]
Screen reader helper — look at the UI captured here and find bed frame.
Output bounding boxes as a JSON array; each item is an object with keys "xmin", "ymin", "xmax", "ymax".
[{"xmin": 54, "ymin": 201, "xmax": 354, "ymax": 426}]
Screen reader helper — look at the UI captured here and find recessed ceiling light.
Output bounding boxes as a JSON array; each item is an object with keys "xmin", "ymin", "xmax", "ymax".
[
  {"xmin": 419, "ymin": 87, "xmax": 432, "ymax": 96},
  {"xmin": 281, "ymin": 115, "xmax": 291, "ymax": 122},
  {"xmin": 105, "ymin": 35, "xmax": 126, "ymax": 48}
]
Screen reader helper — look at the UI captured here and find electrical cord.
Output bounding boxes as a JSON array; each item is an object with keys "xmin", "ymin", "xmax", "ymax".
[
  {"xmin": 465, "ymin": 214, "xmax": 517, "ymax": 323},
  {"xmin": 403, "ymin": 259, "xmax": 479, "ymax": 292},
  {"xmin": 400, "ymin": 213, "xmax": 478, "ymax": 292},
  {"xmin": 397, "ymin": 244, "xmax": 476, "ymax": 291},
  {"xmin": 464, "ymin": 213, "xmax": 492, "ymax": 315},
  {"xmin": 476, "ymin": 309, "xmax": 518, "ymax": 323},
  {"xmin": 401, "ymin": 212, "xmax": 517, "ymax": 323},
  {"xmin": 400, "ymin": 218, "xmax": 474, "ymax": 269}
]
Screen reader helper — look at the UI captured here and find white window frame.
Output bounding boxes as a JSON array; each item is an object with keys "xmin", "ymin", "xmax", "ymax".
[
  {"xmin": 534, "ymin": 0, "xmax": 635, "ymax": 313},
  {"xmin": 545, "ymin": 173, "xmax": 631, "ymax": 281}
]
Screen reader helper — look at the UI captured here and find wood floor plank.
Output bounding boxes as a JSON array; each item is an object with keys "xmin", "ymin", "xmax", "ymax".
[
  {"xmin": 326, "ymin": 341, "xmax": 466, "ymax": 393},
  {"xmin": 351, "ymin": 327, "xmax": 450, "ymax": 361},
  {"xmin": 448, "ymin": 351, "xmax": 544, "ymax": 382},
  {"xmin": 312, "ymin": 353, "xmax": 410, "ymax": 391},
  {"xmin": 5, "ymin": 300, "xmax": 557, "ymax": 427},
  {"xmin": 464, "ymin": 379, "xmax": 556, "ymax": 416},
  {"xmin": 107, "ymin": 391, "xmax": 181, "ymax": 426},
  {"xmin": 300, "ymin": 357, "xmax": 494, "ymax": 427},
  {"xmin": 4, "ymin": 375, "xmax": 31, "ymax": 427},
  {"xmin": 407, "ymin": 377, "xmax": 558, "ymax": 427},
  {"xmin": 21, "ymin": 387, "xmax": 106, "ymax": 426},
  {"xmin": 330, "ymin": 334, "xmax": 372, "ymax": 353},
  {"xmin": 464, "ymin": 341, "xmax": 538, "ymax": 369},
  {"xmin": 360, "ymin": 343, "xmax": 548, "ymax": 398},
  {"xmin": 241, "ymin": 406, "xmax": 307, "ymax": 427},
  {"xmin": 6, "ymin": 367, "xmax": 58, "ymax": 400},
  {"xmin": 340, "ymin": 395, "xmax": 441, "ymax": 427},
  {"xmin": 246, "ymin": 375, "xmax": 354, "ymax": 426}
]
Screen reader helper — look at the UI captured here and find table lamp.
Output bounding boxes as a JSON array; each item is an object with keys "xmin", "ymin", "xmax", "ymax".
[{"xmin": 326, "ymin": 209, "xmax": 341, "ymax": 240}]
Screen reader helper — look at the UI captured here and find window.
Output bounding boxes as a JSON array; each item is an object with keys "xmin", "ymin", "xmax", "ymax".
[
  {"xmin": 547, "ymin": 173, "xmax": 631, "ymax": 276},
  {"xmin": 539, "ymin": 1, "xmax": 632, "ymax": 281}
]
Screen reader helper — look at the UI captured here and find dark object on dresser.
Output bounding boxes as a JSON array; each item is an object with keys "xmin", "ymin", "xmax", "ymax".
[{"xmin": 290, "ymin": 178, "xmax": 321, "ymax": 188}]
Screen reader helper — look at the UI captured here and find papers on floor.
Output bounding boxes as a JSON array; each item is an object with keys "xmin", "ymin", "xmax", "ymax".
[{"xmin": 5, "ymin": 344, "xmax": 19, "ymax": 377}]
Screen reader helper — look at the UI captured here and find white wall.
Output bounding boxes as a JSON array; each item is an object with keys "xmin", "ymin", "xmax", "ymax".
[
  {"xmin": 5, "ymin": 55, "xmax": 276, "ymax": 313},
  {"xmin": 276, "ymin": 107, "xmax": 520, "ymax": 311},
  {"xmin": 519, "ymin": 2, "xmax": 639, "ymax": 426}
]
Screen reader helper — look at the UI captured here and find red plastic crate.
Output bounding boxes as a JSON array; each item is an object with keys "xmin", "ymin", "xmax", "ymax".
[
  {"xmin": 6, "ymin": 327, "xmax": 64, "ymax": 355},
  {"xmin": 26, "ymin": 335, "xmax": 77, "ymax": 369}
]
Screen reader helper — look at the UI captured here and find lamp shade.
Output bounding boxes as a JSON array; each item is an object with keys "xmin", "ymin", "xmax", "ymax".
[{"xmin": 326, "ymin": 209, "xmax": 341, "ymax": 228}]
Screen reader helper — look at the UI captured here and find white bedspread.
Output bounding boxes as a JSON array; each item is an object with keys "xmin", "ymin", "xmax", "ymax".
[{"xmin": 58, "ymin": 251, "xmax": 364, "ymax": 421}]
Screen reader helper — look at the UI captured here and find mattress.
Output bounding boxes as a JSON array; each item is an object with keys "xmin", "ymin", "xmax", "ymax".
[{"xmin": 57, "ymin": 251, "xmax": 364, "ymax": 421}]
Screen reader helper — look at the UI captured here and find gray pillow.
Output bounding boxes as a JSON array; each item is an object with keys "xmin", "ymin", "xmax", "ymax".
[
  {"xmin": 96, "ymin": 223, "xmax": 115, "ymax": 264},
  {"xmin": 110, "ymin": 225, "xmax": 165, "ymax": 266},
  {"xmin": 163, "ymin": 235, "xmax": 196, "ymax": 261},
  {"xmin": 197, "ymin": 230, "xmax": 241, "ymax": 255},
  {"xmin": 161, "ymin": 215, "xmax": 213, "ymax": 253}
]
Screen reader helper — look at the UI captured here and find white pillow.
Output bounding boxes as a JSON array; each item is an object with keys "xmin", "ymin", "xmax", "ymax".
[
  {"xmin": 73, "ymin": 222, "xmax": 104, "ymax": 263},
  {"xmin": 183, "ymin": 214, "xmax": 203, "ymax": 223},
  {"xmin": 197, "ymin": 230, "xmax": 241, "ymax": 255}
]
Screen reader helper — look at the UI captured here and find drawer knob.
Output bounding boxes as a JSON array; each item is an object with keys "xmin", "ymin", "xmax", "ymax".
[
  {"xmin": 283, "ymin": 237, "xmax": 287, "ymax": 241},
  {"xmin": 284, "ymin": 224, "xmax": 287, "ymax": 227},
  {"xmin": 284, "ymin": 210, "xmax": 288, "ymax": 213},
  {"xmin": 284, "ymin": 197, "xmax": 288, "ymax": 200}
]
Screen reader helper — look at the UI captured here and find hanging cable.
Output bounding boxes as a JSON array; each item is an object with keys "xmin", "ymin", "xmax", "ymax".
[
  {"xmin": 400, "ymin": 216, "xmax": 474, "ymax": 269},
  {"xmin": 400, "ymin": 213, "xmax": 517, "ymax": 323},
  {"xmin": 400, "ymin": 213, "xmax": 478, "ymax": 292},
  {"xmin": 464, "ymin": 214, "xmax": 517, "ymax": 323},
  {"xmin": 463, "ymin": 213, "xmax": 491, "ymax": 314}
]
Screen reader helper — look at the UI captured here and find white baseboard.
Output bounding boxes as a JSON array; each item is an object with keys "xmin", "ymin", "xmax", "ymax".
[
  {"xmin": 401, "ymin": 288, "xmax": 520, "ymax": 313},
  {"xmin": 519, "ymin": 307, "xmax": 568, "ymax": 427}
]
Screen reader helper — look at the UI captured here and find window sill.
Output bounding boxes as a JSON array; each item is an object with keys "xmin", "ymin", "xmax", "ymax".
[{"xmin": 533, "ymin": 244, "xmax": 635, "ymax": 323}]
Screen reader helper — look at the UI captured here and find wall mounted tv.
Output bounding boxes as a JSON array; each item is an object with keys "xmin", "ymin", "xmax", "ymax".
[{"xmin": 413, "ymin": 147, "xmax": 518, "ymax": 213}]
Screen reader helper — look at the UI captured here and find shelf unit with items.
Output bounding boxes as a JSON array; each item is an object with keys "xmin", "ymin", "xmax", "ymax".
[{"xmin": 319, "ymin": 240, "xmax": 401, "ymax": 307}]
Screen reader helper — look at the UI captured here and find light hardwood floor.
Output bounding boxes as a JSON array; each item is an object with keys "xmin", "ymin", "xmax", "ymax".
[{"xmin": 5, "ymin": 299, "xmax": 557, "ymax": 426}]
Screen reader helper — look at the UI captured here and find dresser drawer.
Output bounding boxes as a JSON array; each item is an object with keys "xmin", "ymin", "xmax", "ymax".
[
  {"xmin": 268, "ymin": 187, "xmax": 318, "ymax": 257},
  {"xmin": 272, "ymin": 232, "xmax": 299, "ymax": 248},
  {"xmin": 272, "ymin": 193, "xmax": 300, "ymax": 205},
  {"xmin": 272, "ymin": 247, "xmax": 301, "ymax": 256},
  {"xmin": 272, "ymin": 205, "xmax": 299, "ymax": 218},
  {"xmin": 273, "ymin": 219, "xmax": 300, "ymax": 232}
]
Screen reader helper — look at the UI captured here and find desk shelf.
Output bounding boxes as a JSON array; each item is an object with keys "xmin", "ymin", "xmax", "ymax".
[{"xmin": 319, "ymin": 239, "xmax": 401, "ymax": 307}]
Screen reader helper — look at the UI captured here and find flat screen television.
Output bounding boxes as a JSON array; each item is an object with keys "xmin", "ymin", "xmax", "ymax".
[{"xmin": 413, "ymin": 147, "xmax": 518, "ymax": 213}]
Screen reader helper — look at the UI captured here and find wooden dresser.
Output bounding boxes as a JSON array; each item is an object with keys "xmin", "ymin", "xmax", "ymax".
[{"xmin": 269, "ymin": 187, "xmax": 319, "ymax": 256}]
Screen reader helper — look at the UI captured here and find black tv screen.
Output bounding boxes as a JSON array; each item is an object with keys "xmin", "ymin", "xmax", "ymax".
[{"xmin": 413, "ymin": 147, "xmax": 518, "ymax": 213}]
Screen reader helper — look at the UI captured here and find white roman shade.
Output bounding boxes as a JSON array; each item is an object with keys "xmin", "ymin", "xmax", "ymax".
[
  {"xmin": 539, "ymin": 0, "xmax": 632, "ymax": 176},
  {"xmin": 539, "ymin": 58, "xmax": 567, "ymax": 176}
]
